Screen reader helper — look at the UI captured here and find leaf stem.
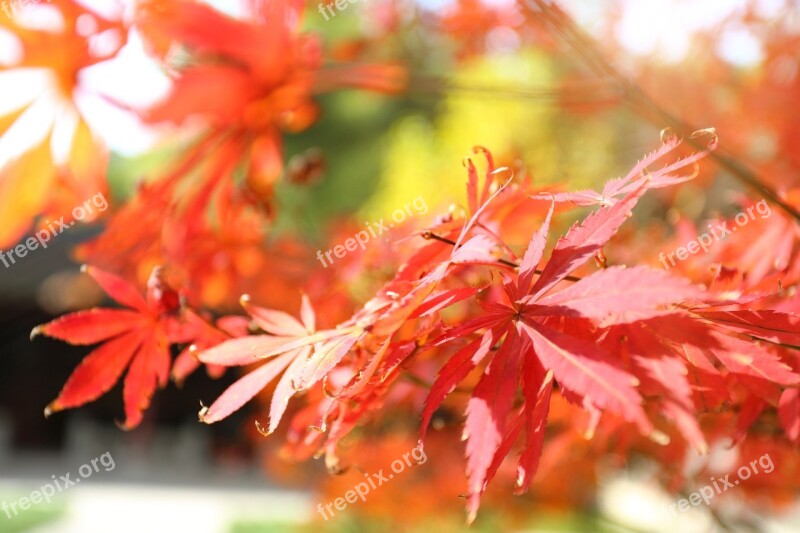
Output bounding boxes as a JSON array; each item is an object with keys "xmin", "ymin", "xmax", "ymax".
[{"xmin": 422, "ymin": 231, "xmax": 582, "ymax": 282}]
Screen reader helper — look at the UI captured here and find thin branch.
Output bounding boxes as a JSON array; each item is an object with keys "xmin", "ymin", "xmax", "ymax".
[
  {"xmin": 408, "ymin": 74, "xmax": 623, "ymax": 104},
  {"xmin": 522, "ymin": 0, "xmax": 800, "ymax": 223},
  {"xmin": 421, "ymin": 231, "xmax": 582, "ymax": 282}
]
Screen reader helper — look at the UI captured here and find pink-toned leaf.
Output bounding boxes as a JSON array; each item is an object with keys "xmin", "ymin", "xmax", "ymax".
[
  {"xmin": 484, "ymin": 408, "xmax": 525, "ymax": 492},
  {"xmin": 516, "ymin": 368, "xmax": 553, "ymax": 494},
  {"xmin": 298, "ymin": 333, "xmax": 361, "ymax": 388},
  {"xmin": 409, "ymin": 286, "xmax": 482, "ymax": 319},
  {"xmin": 216, "ymin": 315, "xmax": 251, "ymax": 337},
  {"xmin": 426, "ymin": 313, "xmax": 509, "ymax": 348},
  {"xmin": 198, "ymin": 335, "xmax": 296, "ymax": 366},
  {"xmin": 518, "ymin": 320, "xmax": 651, "ymax": 432},
  {"xmin": 266, "ymin": 346, "xmax": 313, "ymax": 434},
  {"xmin": 709, "ymin": 332, "xmax": 800, "ymax": 387},
  {"xmin": 450, "ymin": 234, "xmax": 503, "ymax": 266},
  {"xmin": 517, "ymin": 201, "xmax": 554, "ymax": 297},
  {"xmin": 241, "ymin": 296, "xmax": 306, "ymax": 336},
  {"xmin": 528, "ymin": 266, "xmax": 704, "ymax": 319},
  {"xmin": 700, "ymin": 310, "xmax": 800, "ymax": 346},
  {"xmin": 256, "ymin": 328, "xmax": 359, "ymax": 359},
  {"xmin": 339, "ymin": 340, "xmax": 392, "ymax": 398},
  {"xmin": 300, "ymin": 294, "xmax": 315, "ymax": 332},
  {"xmin": 200, "ymin": 351, "xmax": 296, "ymax": 424},
  {"xmin": 453, "ymin": 175, "xmax": 513, "ymax": 249},
  {"xmin": 528, "ymin": 183, "xmax": 647, "ymax": 300},
  {"xmin": 632, "ymin": 355, "xmax": 693, "ymax": 411},
  {"xmin": 663, "ymin": 400, "xmax": 707, "ymax": 453},
  {"xmin": 420, "ymin": 330, "xmax": 496, "ymax": 443},
  {"xmin": 464, "ymin": 329, "xmax": 523, "ymax": 523}
]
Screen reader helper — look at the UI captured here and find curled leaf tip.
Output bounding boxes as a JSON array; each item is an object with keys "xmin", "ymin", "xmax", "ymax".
[
  {"xmin": 114, "ymin": 419, "xmax": 134, "ymax": 432},
  {"xmin": 649, "ymin": 429, "xmax": 670, "ymax": 446},
  {"xmin": 198, "ymin": 403, "xmax": 210, "ymax": 423},
  {"xmin": 43, "ymin": 402, "xmax": 58, "ymax": 418},
  {"xmin": 489, "ymin": 166, "xmax": 514, "ymax": 181},
  {"xmin": 690, "ymin": 127, "xmax": 719, "ymax": 149},
  {"xmin": 255, "ymin": 420, "xmax": 270, "ymax": 436},
  {"xmin": 490, "ymin": 166, "xmax": 510, "ymax": 175},
  {"xmin": 660, "ymin": 127, "xmax": 678, "ymax": 144}
]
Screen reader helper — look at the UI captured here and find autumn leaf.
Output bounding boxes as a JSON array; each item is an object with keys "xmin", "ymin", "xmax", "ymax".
[{"xmin": 33, "ymin": 266, "xmax": 183, "ymax": 429}]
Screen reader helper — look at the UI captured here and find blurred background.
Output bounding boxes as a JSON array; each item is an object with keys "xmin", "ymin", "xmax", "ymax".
[{"xmin": 2, "ymin": 0, "xmax": 800, "ymax": 531}]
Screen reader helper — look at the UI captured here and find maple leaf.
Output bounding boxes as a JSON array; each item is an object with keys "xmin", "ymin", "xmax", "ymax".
[
  {"xmin": 32, "ymin": 266, "xmax": 183, "ymax": 429},
  {"xmin": 602, "ymin": 321, "xmax": 708, "ymax": 452},
  {"xmin": 698, "ymin": 310, "xmax": 800, "ymax": 347},
  {"xmin": 0, "ymin": 2, "xmax": 121, "ymax": 247},
  {"xmin": 463, "ymin": 328, "xmax": 523, "ymax": 522},
  {"xmin": 133, "ymin": 0, "xmax": 405, "ymax": 205},
  {"xmin": 418, "ymin": 183, "xmax": 688, "ymax": 521},
  {"xmin": 198, "ymin": 294, "xmax": 348, "ymax": 433},
  {"xmin": 171, "ymin": 313, "xmax": 250, "ymax": 385},
  {"xmin": 534, "ymin": 128, "xmax": 718, "ymax": 207}
]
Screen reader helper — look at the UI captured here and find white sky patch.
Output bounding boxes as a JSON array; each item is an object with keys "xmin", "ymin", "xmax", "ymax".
[
  {"xmin": 76, "ymin": 28, "xmax": 172, "ymax": 155},
  {"xmin": 613, "ymin": 0, "xmax": 767, "ymax": 64},
  {"xmin": 0, "ymin": 28, "xmax": 22, "ymax": 66},
  {"xmin": 8, "ymin": 2, "xmax": 65, "ymax": 32},
  {"xmin": 415, "ymin": 0, "xmax": 457, "ymax": 12},
  {"xmin": 0, "ymin": 69, "xmax": 54, "ymax": 164},
  {"xmin": 717, "ymin": 27, "xmax": 764, "ymax": 67},
  {"xmin": 203, "ymin": 0, "xmax": 250, "ymax": 18}
]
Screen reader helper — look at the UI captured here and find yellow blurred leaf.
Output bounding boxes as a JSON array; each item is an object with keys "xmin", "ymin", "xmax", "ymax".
[
  {"xmin": 0, "ymin": 103, "xmax": 30, "ymax": 137},
  {"xmin": 0, "ymin": 135, "xmax": 54, "ymax": 247},
  {"xmin": 64, "ymin": 118, "xmax": 108, "ymax": 204}
]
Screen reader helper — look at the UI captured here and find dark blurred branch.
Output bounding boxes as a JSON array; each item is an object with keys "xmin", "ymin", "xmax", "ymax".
[
  {"xmin": 408, "ymin": 74, "xmax": 623, "ymax": 105},
  {"xmin": 522, "ymin": 0, "xmax": 800, "ymax": 223},
  {"xmin": 422, "ymin": 231, "xmax": 582, "ymax": 282}
]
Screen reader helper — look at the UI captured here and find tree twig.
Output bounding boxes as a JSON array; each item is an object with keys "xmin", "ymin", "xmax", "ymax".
[
  {"xmin": 522, "ymin": 0, "xmax": 800, "ymax": 223},
  {"xmin": 422, "ymin": 231, "xmax": 582, "ymax": 282}
]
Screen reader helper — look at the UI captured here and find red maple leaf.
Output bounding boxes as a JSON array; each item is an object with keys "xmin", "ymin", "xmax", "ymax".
[
  {"xmin": 32, "ymin": 266, "xmax": 184, "ymax": 429},
  {"xmin": 417, "ymin": 176, "xmax": 718, "ymax": 520}
]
